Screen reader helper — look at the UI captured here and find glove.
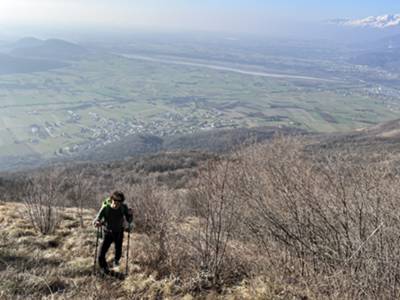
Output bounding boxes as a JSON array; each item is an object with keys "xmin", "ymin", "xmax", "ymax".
[{"xmin": 127, "ymin": 222, "xmax": 134, "ymax": 233}]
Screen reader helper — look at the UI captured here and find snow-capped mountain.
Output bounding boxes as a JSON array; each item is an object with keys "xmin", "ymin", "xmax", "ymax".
[{"xmin": 330, "ymin": 14, "xmax": 400, "ymax": 29}]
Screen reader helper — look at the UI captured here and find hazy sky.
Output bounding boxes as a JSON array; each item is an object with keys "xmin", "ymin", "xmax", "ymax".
[{"xmin": 0, "ymin": 0, "xmax": 399, "ymax": 35}]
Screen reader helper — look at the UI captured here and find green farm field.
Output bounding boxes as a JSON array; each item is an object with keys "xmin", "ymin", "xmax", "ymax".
[{"xmin": 0, "ymin": 53, "xmax": 398, "ymax": 158}]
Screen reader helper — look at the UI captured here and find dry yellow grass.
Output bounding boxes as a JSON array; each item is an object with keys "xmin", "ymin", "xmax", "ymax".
[{"xmin": 0, "ymin": 201, "xmax": 283, "ymax": 299}]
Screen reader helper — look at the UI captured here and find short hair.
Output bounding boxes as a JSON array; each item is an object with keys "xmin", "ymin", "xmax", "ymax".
[{"xmin": 111, "ymin": 190, "xmax": 125, "ymax": 202}]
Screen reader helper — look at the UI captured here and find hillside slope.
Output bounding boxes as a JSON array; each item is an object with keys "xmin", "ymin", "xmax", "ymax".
[
  {"xmin": 312, "ymin": 118, "xmax": 400, "ymax": 161},
  {"xmin": 0, "ymin": 202, "xmax": 285, "ymax": 299},
  {"xmin": 1, "ymin": 130, "xmax": 400, "ymax": 299},
  {"xmin": 0, "ymin": 202, "xmax": 185, "ymax": 299}
]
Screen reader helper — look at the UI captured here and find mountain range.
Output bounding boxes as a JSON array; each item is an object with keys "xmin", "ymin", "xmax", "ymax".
[
  {"xmin": 330, "ymin": 14, "xmax": 400, "ymax": 29},
  {"xmin": 9, "ymin": 37, "xmax": 88, "ymax": 60},
  {"xmin": 0, "ymin": 37, "xmax": 88, "ymax": 74}
]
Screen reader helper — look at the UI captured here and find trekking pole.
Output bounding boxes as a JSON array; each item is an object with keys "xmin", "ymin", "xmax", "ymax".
[
  {"xmin": 125, "ymin": 223, "xmax": 131, "ymax": 276},
  {"xmin": 93, "ymin": 226, "xmax": 100, "ymax": 275}
]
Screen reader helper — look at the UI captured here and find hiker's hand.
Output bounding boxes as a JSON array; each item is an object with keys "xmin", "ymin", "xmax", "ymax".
[
  {"xmin": 94, "ymin": 221, "xmax": 102, "ymax": 228},
  {"xmin": 127, "ymin": 223, "xmax": 134, "ymax": 232}
]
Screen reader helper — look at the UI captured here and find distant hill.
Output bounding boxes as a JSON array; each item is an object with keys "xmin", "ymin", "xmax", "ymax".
[
  {"xmin": 10, "ymin": 38, "xmax": 89, "ymax": 61},
  {"xmin": 0, "ymin": 126, "xmax": 305, "ymax": 171},
  {"xmin": 350, "ymin": 49, "xmax": 400, "ymax": 69},
  {"xmin": 349, "ymin": 33, "xmax": 400, "ymax": 70},
  {"xmin": 0, "ymin": 53, "xmax": 67, "ymax": 74},
  {"xmin": 10, "ymin": 37, "xmax": 44, "ymax": 49},
  {"xmin": 349, "ymin": 34, "xmax": 400, "ymax": 72},
  {"xmin": 311, "ymin": 118, "xmax": 400, "ymax": 163},
  {"xmin": 361, "ymin": 118, "xmax": 400, "ymax": 139},
  {"xmin": 75, "ymin": 126, "xmax": 306, "ymax": 162}
]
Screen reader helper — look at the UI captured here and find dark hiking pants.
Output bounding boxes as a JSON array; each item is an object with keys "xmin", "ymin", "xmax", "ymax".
[{"xmin": 98, "ymin": 230, "xmax": 124, "ymax": 270}]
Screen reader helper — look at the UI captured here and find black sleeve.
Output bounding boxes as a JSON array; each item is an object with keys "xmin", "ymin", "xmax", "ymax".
[
  {"xmin": 123, "ymin": 204, "xmax": 133, "ymax": 223},
  {"xmin": 93, "ymin": 206, "xmax": 105, "ymax": 225}
]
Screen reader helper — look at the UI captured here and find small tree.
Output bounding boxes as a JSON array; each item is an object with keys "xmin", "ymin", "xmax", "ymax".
[
  {"xmin": 23, "ymin": 169, "xmax": 65, "ymax": 235},
  {"xmin": 66, "ymin": 171, "xmax": 94, "ymax": 227},
  {"xmin": 190, "ymin": 159, "xmax": 243, "ymax": 285}
]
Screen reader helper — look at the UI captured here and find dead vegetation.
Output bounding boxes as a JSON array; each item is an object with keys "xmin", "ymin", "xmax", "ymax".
[{"xmin": 1, "ymin": 136, "xmax": 400, "ymax": 299}]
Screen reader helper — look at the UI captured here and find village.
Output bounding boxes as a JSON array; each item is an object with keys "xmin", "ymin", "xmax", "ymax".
[{"xmin": 27, "ymin": 106, "xmax": 238, "ymax": 156}]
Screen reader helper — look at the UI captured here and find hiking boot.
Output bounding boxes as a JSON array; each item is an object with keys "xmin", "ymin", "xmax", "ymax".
[{"xmin": 113, "ymin": 261, "xmax": 120, "ymax": 269}]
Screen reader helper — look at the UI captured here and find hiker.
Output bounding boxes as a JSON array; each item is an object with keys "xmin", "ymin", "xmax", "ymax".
[{"xmin": 93, "ymin": 191, "xmax": 133, "ymax": 274}]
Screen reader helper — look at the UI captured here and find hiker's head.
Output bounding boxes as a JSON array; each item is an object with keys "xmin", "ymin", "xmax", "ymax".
[{"xmin": 110, "ymin": 191, "xmax": 125, "ymax": 205}]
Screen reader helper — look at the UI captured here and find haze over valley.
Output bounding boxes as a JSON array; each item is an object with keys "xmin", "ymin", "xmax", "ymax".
[
  {"xmin": 1, "ymin": 1, "xmax": 400, "ymax": 171},
  {"xmin": 1, "ymin": 27, "xmax": 400, "ymax": 170}
]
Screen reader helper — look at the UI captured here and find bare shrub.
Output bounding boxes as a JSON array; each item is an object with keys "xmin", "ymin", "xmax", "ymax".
[
  {"xmin": 124, "ymin": 182, "xmax": 172, "ymax": 234},
  {"xmin": 234, "ymin": 137, "xmax": 400, "ymax": 298},
  {"xmin": 22, "ymin": 169, "xmax": 66, "ymax": 235},
  {"xmin": 124, "ymin": 182, "xmax": 177, "ymax": 277},
  {"xmin": 183, "ymin": 158, "xmax": 251, "ymax": 288},
  {"xmin": 122, "ymin": 180, "xmax": 235, "ymax": 285},
  {"xmin": 65, "ymin": 170, "xmax": 95, "ymax": 227}
]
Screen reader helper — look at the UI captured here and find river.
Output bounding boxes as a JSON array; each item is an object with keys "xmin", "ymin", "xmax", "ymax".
[{"xmin": 118, "ymin": 53, "xmax": 337, "ymax": 82}]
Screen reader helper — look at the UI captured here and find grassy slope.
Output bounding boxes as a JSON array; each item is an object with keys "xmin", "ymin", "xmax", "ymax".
[
  {"xmin": 0, "ymin": 202, "xmax": 300, "ymax": 300},
  {"xmin": 0, "ymin": 202, "xmax": 156, "ymax": 299}
]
